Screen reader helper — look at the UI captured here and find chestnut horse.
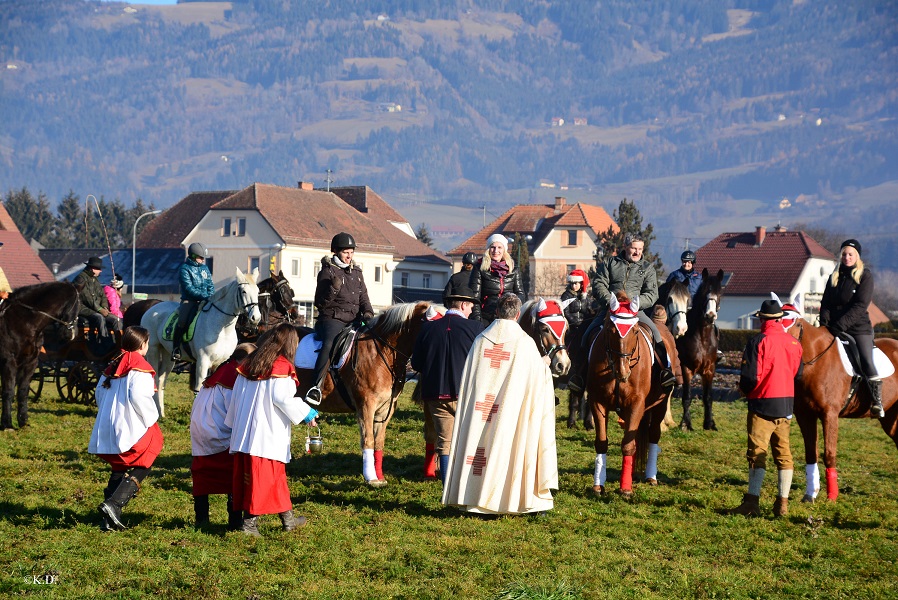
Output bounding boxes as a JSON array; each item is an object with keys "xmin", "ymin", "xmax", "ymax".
[
  {"xmin": 676, "ymin": 269, "xmax": 724, "ymax": 431},
  {"xmin": 237, "ymin": 270, "xmax": 299, "ymax": 341},
  {"xmin": 519, "ymin": 299, "xmax": 571, "ymax": 378},
  {"xmin": 295, "ymin": 302, "xmax": 431, "ymax": 486},
  {"xmin": 1, "ymin": 282, "xmax": 81, "ymax": 429},
  {"xmin": 790, "ymin": 318, "xmax": 898, "ymax": 501},
  {"xmin": 586, "ymin": 292, "xmax": 671, "ymax": 496}
]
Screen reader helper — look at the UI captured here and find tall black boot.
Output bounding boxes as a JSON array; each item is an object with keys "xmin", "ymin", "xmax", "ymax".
[
  {"xmin": 193, "ymin": 495, "xmax": 210, "ymax": 528},
  {"xmin": 226, "ymin": 495, "xmax": 243, "ymax": 531},
  {"xmin": 655, "ymin": 341, "xmax": 677, "ymax": 388},
  {"xmin": 869, "ymin": 379, "xmax": 884, "ymax": 419},
  {"xmin": 98, "ymin": 473, "xmax": 140, "ymax": 530},
  {"xmin": 100, "ymin": 472, "xmax": 124, "ymax": 532},
  {"xmin": 171, "ymin": 326, "xmax": 184, "ymax": 361}
]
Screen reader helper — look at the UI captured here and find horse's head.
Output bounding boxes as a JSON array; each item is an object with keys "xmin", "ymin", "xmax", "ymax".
[
  {"xmin": 659, "ymin": 279, "xmax": 689, "ymax": 338},
  {"xmin": 602, "ymin": 292, "xmax": 642, "ymax": 382},
  {"xmin": 235, "ymin": 267, "xmax": 262, "ymax": 324},
  {"xmin": 695, "ymin": 268, "xmax": 724, "ymax": 325},
  {"xmin": 520, "ymin": 298, "xmax": 570, "ymax": 377},
  {"xmin": 10, "ymin": 282, "xmax": 81, "ymax": 344},
  {"xmin": 271, "ymin": 271, "xmax": 298, "ymax": 322}
]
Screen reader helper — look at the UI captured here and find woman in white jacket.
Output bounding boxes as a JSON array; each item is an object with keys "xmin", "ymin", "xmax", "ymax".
[
  {"xmin": 89, "ymin": 326, "xmax": 162, "ymax": 531},
  {"xmin": 226, "ymin": 323, "xmax": 318, "ymax": 537}
]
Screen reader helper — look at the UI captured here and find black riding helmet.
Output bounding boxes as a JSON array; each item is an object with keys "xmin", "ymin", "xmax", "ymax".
[
  {"xmin": 462, "ymin": 252, "xmax": 477, "ymax": 265},
  {"xmin": 331, "ymin": 232, "xmax": 356, "ymax": 253},
  {"xmin": 680, "ymin": 250, "xmax": 696, "ymax": 263}
]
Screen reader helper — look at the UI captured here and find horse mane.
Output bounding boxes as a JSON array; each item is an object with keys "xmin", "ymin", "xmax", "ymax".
[
  {"xmin": 663, "ymin": 279, "xmax": 690, "ymax": 306},
  {"xmin": 371, "ymin": 302, "xmax": 429, "ymax": 336},
  {"xmin": 5, "ymin": 281, "xmax": 80, "ymax": 327}
]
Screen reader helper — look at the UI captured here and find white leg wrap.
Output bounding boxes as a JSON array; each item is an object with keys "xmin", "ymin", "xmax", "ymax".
[
  {"xmin": 362, "ymin": 448, "xmax": 377, "ymax": 482},
  {"xmin": 805, "ymin": 463, "xmax": 820, "ymax": 499},
  {"xmin": 593, "ymin": 453, "xmax": 607, "ymax": 487},
  {"xmin": 778, "ymin": 469, "xmax": 794, "ymax": 499},
  {"xmin": 645, "ymin": 443, "xmax": 660, "ymax": 481}
]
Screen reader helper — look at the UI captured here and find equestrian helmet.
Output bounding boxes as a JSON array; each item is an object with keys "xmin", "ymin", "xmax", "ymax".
[
  {"xmin": 188, "ymin": 242, "xmax": 208, "ymax": 259},
  {"xmin": 462, "ymin": 252, "xmax": 477, "ymax": 265},
  {"xmin": 680, "ymin": 250, "xmax": 696, "ymax": 263},
  {"xmin": 331, "ymin": 232, "xmax": 356, "ymax": 252}
]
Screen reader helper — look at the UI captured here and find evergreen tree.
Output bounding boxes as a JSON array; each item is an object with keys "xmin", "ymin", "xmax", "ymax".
[
  {"xmin": 594, "ymin": 198, "xmax": 664, "ymax": 277},
  {"xmin": 2, "ymin": 188, "xmax": 56, "ymax": 245},
  {"xmin": 415, "ymin": 223, "xmax": 434, "ymax": 248}
]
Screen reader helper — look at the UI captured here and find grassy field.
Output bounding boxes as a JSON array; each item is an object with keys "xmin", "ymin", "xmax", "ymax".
[{"xmin": 1, "ymin": 376, "xmax": 896, "ymax": 599}]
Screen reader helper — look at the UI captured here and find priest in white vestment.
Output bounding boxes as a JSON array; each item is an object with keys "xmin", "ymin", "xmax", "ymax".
[{"xmin": 442, "ymin": 293, "xmax": 558, "ymax": 515}]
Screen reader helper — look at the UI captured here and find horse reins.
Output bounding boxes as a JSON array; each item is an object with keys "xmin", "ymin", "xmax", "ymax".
[
  {"xmin": 204, "ymin": 283, "xmax": 258, "ymax": 318},
  {"xmin": 795, "ymin": 322, "xmax": 838, "ymax": 366},
  {"xmin": 11, "ymin": 301, "xmax": 78, "ymax": 332}
]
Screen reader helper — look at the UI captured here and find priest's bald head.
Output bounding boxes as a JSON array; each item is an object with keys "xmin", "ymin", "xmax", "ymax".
[{"xmin": 496, "ymin": 293, "xmax": 522, "ymax": 320}]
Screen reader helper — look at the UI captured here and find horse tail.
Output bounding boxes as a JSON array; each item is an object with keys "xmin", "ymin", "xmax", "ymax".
[{"xmin": 635, "ymin": 414, "xmax": 651, "ymax": 476}]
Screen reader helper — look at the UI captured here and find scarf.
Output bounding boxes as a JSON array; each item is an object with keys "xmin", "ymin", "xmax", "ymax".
[{"xmin": 490, "ymin": 259, "xmax": 510, "ymax": 277}]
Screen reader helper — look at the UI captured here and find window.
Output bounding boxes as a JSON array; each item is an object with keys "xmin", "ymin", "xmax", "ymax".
[
  {"xmin": 221, "ymin": 216, "xmax": 246, "ymax": 237},
  {"xmin": 236, "ymin": 218, "xmax": 246, "ymax": 237},
  {"xmin": 374, "ymin": 265, "xmax": 382, "ymax": 283},
  {"xmin": 810, "ymin": 278, "xmax": 817, "ymax": 293},
  {"xmin": 249, "ymin": 256, "xmax": 260, "ymax": 273},
  {"xmin": 222, "ymin": 217, "xmax": 232, "ymax": 237},
  {"xmin": 400, "ymin": 272, "xmax": 409, "ymax": 287},
  {"xmin": 566, "ymin": 230, "xmax": 578, "ymax": 246},
  {"xmin": 291, "ymin": 259, "xmax": 299, "ymax": 277},
  {"xmin": 567, "ymin": 264, "xmax": 576, "ymax": 272},
  {"xmin": 422, "ymin": 273, "xmax": 431, "ymax": 289},
  {"xmin": 206, "ymin": 257, "xmax": 214, "ymax": 275},
  {"xmin": 313, "ymin": 262, "xmax": 322, "ymax": 277},
  {"xmin": 297, "ymin": 301, "xmax": 314, "ymax": 326}
]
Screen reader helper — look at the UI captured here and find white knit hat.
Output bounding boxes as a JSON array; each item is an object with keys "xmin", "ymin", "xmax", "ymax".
[{"xmin": 486, "ymin": 234, "xmax": 508, "ymax": 249}]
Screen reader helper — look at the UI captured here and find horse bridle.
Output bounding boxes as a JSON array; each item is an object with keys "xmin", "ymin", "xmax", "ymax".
[
  {"xmin": 273, "ymin": 279, "xmax": 295, "ymax": 323},
  {"xmin": 12, "ymin": 300, "xmax": 78, "ymax": 334},
  {"xmin": 794, "ymin": 321, "xmax": 838, "ymax": 366},
  {"xmin": 205, "ymin": 282, "xmax": 258, "ymax": 318},
  {"xmin": 535, "ymin": 326, "xmax": 566, "ymax": 362},
  {"xmin": 603, "ymin": 324, "xmax": 644, "ymax": 382}
]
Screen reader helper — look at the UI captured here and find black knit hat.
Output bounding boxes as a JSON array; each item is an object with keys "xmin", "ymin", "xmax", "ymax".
[
  {"xmin": 840, "ymin": 239, "xmax": 862, "ymax": 256},
  {"xmin": 756, "ymin": 299, "xmax": 783, "ymax": 320}
]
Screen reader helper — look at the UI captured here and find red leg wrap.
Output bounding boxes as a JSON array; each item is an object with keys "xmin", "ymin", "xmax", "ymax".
[
  {"xmin": 374, "ymin": 450, "xmax": 384, "ymax": 480},
  {"xmin": 621, "ymin": 455, "xmax": 634, "ymax": 491},
  {"xmin": 424, "ymin": 444, "xmax": 437, "ymax": 478},
  {"xmin": 826, "ymin": 467, "xmax": 839, "ymax": 500}
]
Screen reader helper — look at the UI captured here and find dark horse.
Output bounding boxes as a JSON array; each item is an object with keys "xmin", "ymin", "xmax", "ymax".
[
  {"xmin": 1, "ymin": 282, "xmax": 81, "ymax": 429},
  {"xmin": 586, "ymin": 292, "xmax": 671, "ymax": 496},
  {"xmin": 295, "ymin": 302, "xmax": 431, "ymax": 486},
  {"xmin": 791, "ymin": 318, "xmax": 898, "ymax": 501},
  {"xmin": 676, "ymin": 269, "xmax": 724, "ymax": 431},
  {"xmin": 237, "ymin": 270, "xmax": 298, "ymax": 341}
]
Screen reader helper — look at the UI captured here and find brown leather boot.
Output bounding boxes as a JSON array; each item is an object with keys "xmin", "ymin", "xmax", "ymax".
[
  {"xmin": 773, "ymin": 497, "xmax": 788, "ymax": 518},
  {"xmin": 724, "ymin": 493, "xmax": 760, "ymax": 517}
]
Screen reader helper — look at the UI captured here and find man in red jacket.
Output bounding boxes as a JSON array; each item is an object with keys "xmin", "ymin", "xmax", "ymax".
[{"xmin": 726, "ymin": 299, "xmax": 803, "ymax": 518}]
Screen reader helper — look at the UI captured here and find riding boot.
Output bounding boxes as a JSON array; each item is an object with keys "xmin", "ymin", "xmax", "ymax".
[
  {"xmin": 567, "ymin": 354, "xmax": 587, "ymax": 394},
  {"xmin": 226, "ymin": 495, "xmax": 243, "ymax": 531},
  {"xmin": 869, "ymin": 379, "xmax": 884, "ymax": 419},
  {"xmin": 193, "ymin": 495, "xmax": 210, "ymax": 528},
  {"xmin": 654, "ymin": 341, "xmax": 677, "ymax": 388},
  {"xmin": 98, "ymin": 473, "xmax": 140, "ymax": 530},
  {"xmin": 279, "ymin": 509, "xmax": 307, "ymax": 532},
  {"xmin": 99, "ymin": 485, "xmax": 116, "ymax": 532},
  {"xmin": 171, "ymin": 325, "xmax": 184, "ymax": 361},
  {"xmin": 241, "ymin": 512, "xmax": 261, "ymax": 537}
]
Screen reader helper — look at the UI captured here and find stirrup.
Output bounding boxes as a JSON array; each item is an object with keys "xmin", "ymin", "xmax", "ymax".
[
  {"xmin": 660, "ymin": 368, "xmax": 677, "ymax": 388},
  {"xmin": 305, "ymin": 386, "xmax": 322, "ymax": 406}
]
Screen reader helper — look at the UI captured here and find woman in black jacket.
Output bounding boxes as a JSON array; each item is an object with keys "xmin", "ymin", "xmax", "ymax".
[
  {"xmin": 819, "ymin": 239, "xmax": 882, "ymax": 417},
  {"xmin": 469, "ymin": 234, "xmax": 524, "ymax": 325}
]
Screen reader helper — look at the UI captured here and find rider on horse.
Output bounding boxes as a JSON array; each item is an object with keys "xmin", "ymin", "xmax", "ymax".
[
  {"xmin": 561, "ymin": 269, "xmax": 594, "ymax": 332},
  {"xmin": 666, "ymin": 250, "xmax": 723, "ymax": 361},
  {"xmin": 172, "ymin": 242, "xmax": 214, "ymax": 361},
  {"xmin": 305, "ymin": 232, "xmax": 374, "ymax": 405},
  {"xmin": 443, "ymin": 251, "xmax": 477, "ymax": 306}
]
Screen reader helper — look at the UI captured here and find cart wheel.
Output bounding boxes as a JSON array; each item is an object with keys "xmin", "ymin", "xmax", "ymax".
[
  {"xmin": 64, "ymin": 362, "xmax": 100, "ymax": 405},
  {"xmin": 55, "ymin": 361, "xmax": 68, "ymax": 400},
  {"xmin": 29, "ymin": 370, "xmax": 44, "ymax": 402}
]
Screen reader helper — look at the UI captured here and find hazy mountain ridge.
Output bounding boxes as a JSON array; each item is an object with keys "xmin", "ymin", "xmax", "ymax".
[{"xmin": 1, "ymin": 0, "xmax": 896, "ymax": 268}]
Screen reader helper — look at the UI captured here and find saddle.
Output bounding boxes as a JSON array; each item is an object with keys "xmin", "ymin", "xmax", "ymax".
[
  {"xmin": 832, "ymin": 332, "xmax": 894, "ymax": 380},
  {"xmin": 294, "ymin": 324, "xmax": 359, "ymax": 370},
  {"xmin": 162, "ymin": 302, "xmax": 205, "ymax": 343}
]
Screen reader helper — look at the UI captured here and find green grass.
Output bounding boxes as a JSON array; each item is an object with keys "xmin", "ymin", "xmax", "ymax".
[{"xmin": 1, "ymin": 376, "xmax": 896, "ymax": 599}]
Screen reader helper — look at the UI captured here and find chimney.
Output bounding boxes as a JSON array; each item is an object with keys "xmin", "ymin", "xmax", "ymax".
[
  {"xmin": 773, "ymin": 222, "xmax": 787, "ymax": 233},
  {"xmin": 297, "ymin": 181, "xmax": 314, "ymax": 190},
  {"xmin": 554, "ymin": 196, "xmax": 566, "ymax": 211},
  {"xmin": 755, "ymin": 226, "xmax": 766, "ymax": 246}
]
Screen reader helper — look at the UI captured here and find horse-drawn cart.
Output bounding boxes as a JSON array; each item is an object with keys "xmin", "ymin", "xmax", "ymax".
[{"xmin": 32, "ymin": 329, "xmax": 121, "ymax": 404}]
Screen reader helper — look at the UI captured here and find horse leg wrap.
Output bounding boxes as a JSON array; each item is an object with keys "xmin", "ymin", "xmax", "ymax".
[
  {"xmin": 620, "ymin": 455, "xmax": 634, "ymax": 491},
  {"xmin": 593, "ymin": 453, "xmax": 607, "ymax": 488},
  {"xmin": 826, "ymin": 467, "xmax": 839, "ymax": 500},
  {"xmin": 805, "ymin": 464, "xmax": 820, "ymax": 501},
  {"xmin": 424, "ymin": 444, "xmax": 437, "ymax": 478},
  {"xmin": 362, "ymin": 449, "xmax": 377, "ymax": 482},
  {"xmin": 777, "ymin": 469, "xmax": 793, "ymax": 499},
  {"xmin": 645, "ymin": 444, "xmax": 660, "ymax": 481},
  {"xmin": 373, "ymin": 450, "xmax": 384, "ymax": 480}
]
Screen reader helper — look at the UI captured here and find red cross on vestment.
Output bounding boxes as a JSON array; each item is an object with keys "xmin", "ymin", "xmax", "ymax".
[
  {"xmin": 483, "ymin": 343, "xmax": 511, "ymax": 369},
  {"xmin": 465, "ymin": 447, "xmax": 488, "ymax": 475},
  {"xmin": 474, "ymin": 393, "xmax": 499, "ymax": 422}
]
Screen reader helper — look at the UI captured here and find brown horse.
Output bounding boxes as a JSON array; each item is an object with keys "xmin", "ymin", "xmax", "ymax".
[
  {"xmin": 790, "ymin": 318, "xmax": 898, "ymax": 501},
  {"xmin": 1, "ymin": 282, "xmax": 81, "ymax": 429},
  {"xmin": 519, "ymin": 299, "xmax": 571, "ymax": 378},
  {"xmin": 295, "ymin": 302, "xmax": 431, "ymax": 486},
  {"xmin": 676, "ymin": 269, "xmax": 724, "ymax": 431},
  {"xmin": 237, "ymin": 270, "xmax": 299, "ymax": 341},
  {"xmin": 586, "ymin": 292, "xmax": 671, "ymax": 496}
]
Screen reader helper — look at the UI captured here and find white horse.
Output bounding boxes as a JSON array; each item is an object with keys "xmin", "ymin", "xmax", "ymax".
[{"xmin": 142, "ymin": 267, "xmax": 261, "ymax": 417}]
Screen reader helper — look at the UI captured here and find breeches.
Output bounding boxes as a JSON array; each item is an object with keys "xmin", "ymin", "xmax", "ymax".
[
  {"xmin": 313, "ymin": 318, "xmax": 347, "ymax": 385},
  {"xmin": 177, "ymin": 300, "xmax": 199, "ymax": 330},
  {"xmin": 581, "ymin": 309, "xmax": 662, "ymax": 348},
  {"xmin": 854, "ymin": 333, "xmax": 876, "ymax": 377},
  {"xmin": 429, "ymin": 399, "xmax": 458, "ymax": 456},
  {"xmin": 746, "ymin": 412, "xmax": 793, "ymax": 470}
]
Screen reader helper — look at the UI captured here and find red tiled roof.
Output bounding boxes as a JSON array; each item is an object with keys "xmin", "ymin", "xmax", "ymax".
[
  {"xmin": 331, "ymin": 186, "xmax": 450, "ymax": 266},
  {"xmin": 448, "ymin": 201, "xmax": 617, "ymax": 257},
  {"xmin": 136, "ymin": 190, "xmax": 234, "ymax": 248},
  {"xmin": 696, "ymin": 230, "xmax": 835, "ymax": 296},
  {"xmin": 212, "ymin": 183, "xmax": 397, "ymax": 254},
  {"xmin": 0, "ymin": 202, "xmax": 55, "ymax": 288}
]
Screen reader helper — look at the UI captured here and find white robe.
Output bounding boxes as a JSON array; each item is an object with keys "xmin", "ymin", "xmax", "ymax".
[
  {"xmin": 226, "ymin": 374, "xmax": 313, "ymax": 463},
  {"xmin": 442, "ymin": 318, "xmax": 558, "ymax": 514},
  {"xmin": 190, "ymin": 384, "xmax": 234, "ymax": 457},
  {"xmin": 88, "ymin": 370, "xmax": 158, "ymax": 455}
]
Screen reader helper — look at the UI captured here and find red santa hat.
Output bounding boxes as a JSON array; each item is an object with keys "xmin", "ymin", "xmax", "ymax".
[{"xmin": 567, "ymin": 269, "xmax": 589, "ymax": 289}]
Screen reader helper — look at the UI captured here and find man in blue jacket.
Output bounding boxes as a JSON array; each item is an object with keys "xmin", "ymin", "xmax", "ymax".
[
  {"xmin": 172, "ymin": 243, "xmax": 214, "ymax": 361},
  {"xmin": 726, "ymin": 299, "xmax": 803, "ymax": 518},
  {"xmin": 665, "ymin": 250, "xmax": 702, "ymax": 298}
]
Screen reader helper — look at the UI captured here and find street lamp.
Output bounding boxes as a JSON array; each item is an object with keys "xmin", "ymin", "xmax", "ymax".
[{"xmin": 132, "ymin": 209, "xmax": 162, "ymax": 297}]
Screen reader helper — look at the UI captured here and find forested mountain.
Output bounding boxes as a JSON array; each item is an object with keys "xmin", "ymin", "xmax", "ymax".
[{"xmin": 1, "ymin": 0, "xmax": 896, "ymax": 269}]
